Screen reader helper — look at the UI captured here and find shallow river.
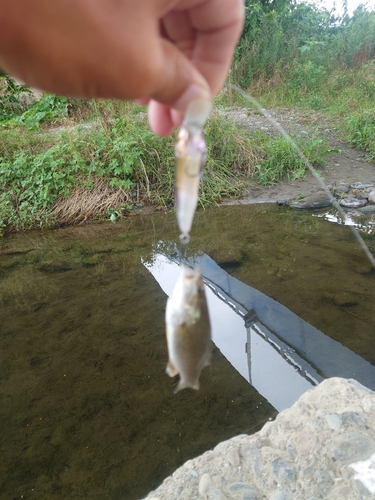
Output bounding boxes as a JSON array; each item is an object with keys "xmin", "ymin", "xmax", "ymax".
[{"xmin": 1, "ymin": 204, "xmax": 374, "ymax": 499}]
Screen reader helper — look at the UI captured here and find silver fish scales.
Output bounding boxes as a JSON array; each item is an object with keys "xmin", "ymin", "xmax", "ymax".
[{"xmin": 165, "ymin": 266, "xmax": 212, "ymax": 393}]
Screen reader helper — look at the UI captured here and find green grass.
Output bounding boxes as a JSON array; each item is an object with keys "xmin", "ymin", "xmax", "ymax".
[
  {"xmin": 227, "ymin": 1, "xmax": 375, "ymax": 154},
  {"xmin": 0, "ymin": 94, "xmax": 335, "ymax": 233},
  {"xmin": 253, "ymin": 130, "xmax": 335, "ymax": 185},
  {"xmin": 0, "ymin": 102, "xmax": 250, "ymax": 232},
  {"xmin": 346, "ymin": 110, "xmax": 375, "ymax": 159},
  {"xmin": 5, "ymin": 40, "xmax": 369, "ymax": 236},
  {"xmin": 224, "ymin": 59, "xmax": 375, "ymax": 169}
]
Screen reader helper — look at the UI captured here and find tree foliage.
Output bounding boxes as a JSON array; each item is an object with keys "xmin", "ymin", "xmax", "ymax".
[{"xmin": 233, "ymin": 0, "xmax": 375, "ymax": 88}]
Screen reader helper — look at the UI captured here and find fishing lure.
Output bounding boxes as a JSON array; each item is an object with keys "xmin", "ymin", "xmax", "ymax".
[{"xmin": 175, "ymin": 99, "xmax": 212, "ymax": 244}]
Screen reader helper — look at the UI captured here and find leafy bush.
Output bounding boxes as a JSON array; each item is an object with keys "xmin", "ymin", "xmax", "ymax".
[
  {"xmin": 0, "ymin": 76, "xmax": 70, "ymax": 129},
  {"xmin": 287, "ymin": 60, "xmax": 328, "ymax": 95},
  {"xmin": 15, "ymin": 94, "xmax": 69, "ymax": 129},
  {"xmin": 343, "ymin": 6, "xmax": 375, "ymax": 66},
  {"xmin": 0, "ymin": 75, "xmax": 31, "ymax": 121},
  {"xmin": 0, "ymin": 104, "xmax": 255, "ymax": 231},
  {"xmin": 0, "ymin": 114, "xmax": 148, "ymax": 229},
  {"xmin": 232, "ymin": 0, "xmax": 375, "ymax": 102}
]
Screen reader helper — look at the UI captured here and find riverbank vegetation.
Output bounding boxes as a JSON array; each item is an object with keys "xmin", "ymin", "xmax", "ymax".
[
  {"xmin": 0, "ymin": 90, "xmax": 328, "ymax": 233},
  {"xmin": 231, "ymin": 0, "xmax": 375, "ymax": 152},
  {"xmin": 0, "ymin": 1, "xmax": 374, "ymax": 233}
]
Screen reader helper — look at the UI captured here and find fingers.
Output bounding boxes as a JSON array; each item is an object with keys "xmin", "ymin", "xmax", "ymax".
[
  {"xmin": 0, "ymin": 0, "xmax": 243, "ymax": 136},
  {"xmin": 161, "ymin": 10, "xmax": 195, "ymax": 60},
  {"xmin": 146, "ymin": 37, "xmax": 211, "ymax": 134},
  {"xmin": 148, "ymin": 101, "xmax": 174, "ymax": 136},
  {"xmin": 136, "ymin": 98, "xmax": 150, "ymax": 105},
  {"xmin": 161, "ymin": 0, "xmax": 244, "ymax": 97},
  {"xmin": 149, "ymin": 36, "xmax": 212, "ymax": 110},
  {"xmin": 185, "ymin": 0, "xmax": 245, "ymax": 95},
  {"xmin": 0, "ymin": 0, "xmax": 153, "ymax": 98},
  {"xmin": 148, "ymin": 101, "xmax": 184, "ymax": 136},
  {"xmin": 147, "ymin": 0, "xmax": 244, "ymax": 133}
]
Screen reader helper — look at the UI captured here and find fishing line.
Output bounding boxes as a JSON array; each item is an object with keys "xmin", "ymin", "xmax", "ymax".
[
  {"xmin": 227, "ymin": 83, "xmax": 375, "ymax": 270},
  {"xmin": 241, "ymin": 415, "xmax": 276, "ymax": 435}
]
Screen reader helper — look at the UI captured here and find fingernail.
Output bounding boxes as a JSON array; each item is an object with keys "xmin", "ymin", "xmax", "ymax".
[
  {"xmin": 184, "ymin": 99, "xmax": 212, "ymax": 128},
  {"xmin": 136, "ymin": 98, "xmax": 150, "ymax": 105},
  {"xmin": 174, "ymin": 83, "xmax": 211, "ymax": 114},
  {"xmin": 171, "ymin": 109, "xmax": 183, "ymax": 127}
]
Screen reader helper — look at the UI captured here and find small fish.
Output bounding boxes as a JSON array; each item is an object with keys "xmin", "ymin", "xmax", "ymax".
[
  {"xmin": 175, "ymin": 99, "xmax": 212, "ymax": 237},
  {"xmin": 165, "ymin": 266, "xmax": 212, "ymax": 393}
]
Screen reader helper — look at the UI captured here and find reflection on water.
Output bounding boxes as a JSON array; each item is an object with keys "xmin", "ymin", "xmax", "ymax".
[
  {"xmin": 1, "ymin": 204, "xmax": 375, "ymax": 499},
  {"xmin": 316, "ymin": 208, "xmax": 375, "ymax": 235},
  {"xmin": 145, "ymin": 254, "xmax": 316, "ymax": 411},
  {"xmin": 146, "ymin": 249, "xmax": 375, "ymax": 412}
]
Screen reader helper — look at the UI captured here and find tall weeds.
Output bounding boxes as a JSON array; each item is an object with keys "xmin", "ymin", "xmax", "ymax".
[
  {"xmin": 230, "ymin": 2, "xmax": 375, "ymax": 155},
  {"xmin": 233, "ymin": 2, "xmax": 375, "ymax": 91},
  {"xmin": 2, "ymin": 1, "xmax": 374, "ymax": 232},
  {"xmin": 0, "ymin": 103, "xmax": 251, "ymax": 232}
]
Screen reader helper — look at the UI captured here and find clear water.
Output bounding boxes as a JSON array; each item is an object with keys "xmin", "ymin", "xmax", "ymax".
[{"xmin": 1, "ymin": 204, "xmax": 375, "ymax": 499}]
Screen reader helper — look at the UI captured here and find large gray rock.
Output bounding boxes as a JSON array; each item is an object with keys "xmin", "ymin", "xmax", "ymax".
[
  {"xmin": 145, "ymin": 378, "xmax": 375, "ymax": 499},
  {"xmin": 340, "ymin": 197, "xmax": 367, "ymax": 208},
  {"xmin": 360, "ymin": 205, "xmax": 375, "ymax": 214},
  {"xmin": 368, "ymin": 190, "xmax": 375, "ymax": 204},
  {"xmin": 289, "ymin": 191, "xmax": 334, "ymax": 209}
]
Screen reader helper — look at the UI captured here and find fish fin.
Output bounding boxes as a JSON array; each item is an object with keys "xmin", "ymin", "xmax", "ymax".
[
  {"xmin": 166, "ymin": 360, "xmax": 179, "ymax": 378},
  {"xmin": 174, "ymin": 379, "xmax": 200, "ymax": 394},
  {"xmin": 203, "ymin": 344, "xmax": 213, "ymax": 368}
]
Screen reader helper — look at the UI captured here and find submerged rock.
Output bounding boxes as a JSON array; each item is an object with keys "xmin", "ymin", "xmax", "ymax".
[
  {"xmin": 37, "ymin": 261, "xmax": 77, "ymax": 273},
  {"xmin": 340, "ymin": 197, "xmax": 367, "ymax": 208},
  {"xmin": 360, "ymin": 205, "xmax": 375, "ymax": 214},
  {"xmin": 289, "ymin": 191, "xmax": 334, "ymax": 209}
]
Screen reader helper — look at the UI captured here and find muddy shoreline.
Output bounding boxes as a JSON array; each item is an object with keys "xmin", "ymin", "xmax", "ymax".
[{"xmin": 221, "ymin": 107, "xmax": 375, "ymax": 207}]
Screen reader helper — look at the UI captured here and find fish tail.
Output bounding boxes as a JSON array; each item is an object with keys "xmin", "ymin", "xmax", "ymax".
[{"xmin": 174, "ymin": 379, "xmax": 200, "ymax": 394}]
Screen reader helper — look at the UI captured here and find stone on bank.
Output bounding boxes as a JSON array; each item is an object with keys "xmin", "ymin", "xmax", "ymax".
[{"xmin": 145, "ymin": 378, "xmax": 375, "ymax": 499}]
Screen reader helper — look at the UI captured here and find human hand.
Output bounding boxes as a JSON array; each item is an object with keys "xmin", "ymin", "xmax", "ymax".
[{"xmin": 0, "ymin": 0, "xmax": 244, "ymax": 135}]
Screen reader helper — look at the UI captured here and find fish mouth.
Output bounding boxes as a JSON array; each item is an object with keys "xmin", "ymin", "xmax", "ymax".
[{"xmin": 183, "ymin": 267, "xmax": 203, "ymax": 286}]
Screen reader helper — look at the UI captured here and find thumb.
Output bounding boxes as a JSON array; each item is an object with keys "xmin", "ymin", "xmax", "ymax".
[{"xmin": 150, "ymin": 38, "xmax": 211, "ymax": 113}]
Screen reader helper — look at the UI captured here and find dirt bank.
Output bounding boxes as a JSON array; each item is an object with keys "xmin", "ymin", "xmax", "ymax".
[{"xmin": 220, "ymin": 107, "xmax": 375, "ymax": 205}]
